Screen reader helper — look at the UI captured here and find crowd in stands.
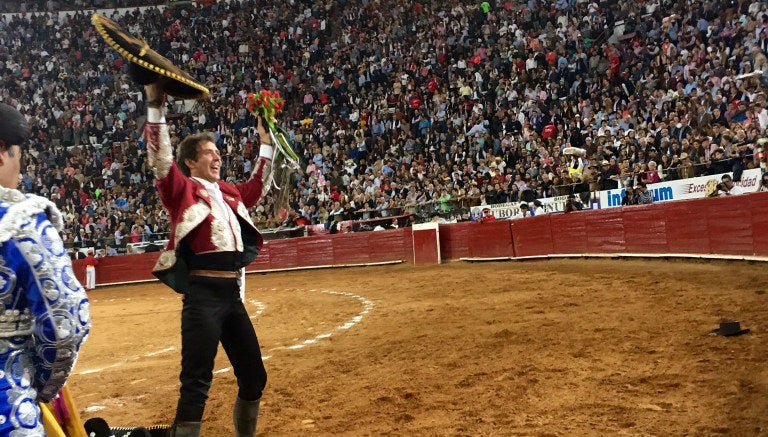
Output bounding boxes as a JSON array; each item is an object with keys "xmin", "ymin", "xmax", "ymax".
[{"xmin": 2, "ymin": 0, "xmax": 768, "ymax": 254}]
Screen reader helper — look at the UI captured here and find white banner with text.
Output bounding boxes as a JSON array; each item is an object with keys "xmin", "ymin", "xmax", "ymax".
[{"xmin": 470, "ymin": 169, "xmax": 763, "ymax": 219}]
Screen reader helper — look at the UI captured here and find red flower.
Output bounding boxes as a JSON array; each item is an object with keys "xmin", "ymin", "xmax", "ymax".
[{"xmin": 247, "ymin": 89, "xmax": 286, "ymax": 120}]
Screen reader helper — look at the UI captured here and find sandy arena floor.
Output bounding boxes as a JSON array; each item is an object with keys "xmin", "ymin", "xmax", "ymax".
[{"xmin": 69, "ymin": 258, "xmax": 768, "ymax": 437}]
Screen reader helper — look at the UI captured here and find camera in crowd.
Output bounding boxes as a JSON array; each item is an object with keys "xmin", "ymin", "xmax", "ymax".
[
  {"xmin": 564, "ymin": 195, "xmax": 584, "ymax": 213},
  {"xmin": 707, "ymin": 181, "xmax": 729, "ymax": 197}
]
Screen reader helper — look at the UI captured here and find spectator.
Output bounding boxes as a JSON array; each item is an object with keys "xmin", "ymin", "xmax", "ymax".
[
  {"xmin": 760, "ymin": 174, "xmax": 768, "ymax": 193},
  {"xmin": 438, "ymin": 188, "xmax": 452, "ymax": 212},
  {"xmin": 104, "ymin": 244, "xmax": 118, "ymax": 256},
  {"xmin": 129, "ymin": 224, "xmax": 142, "ymax": 244},
  {"xmin": 114, "ymin": 223, "xmax": 126, "ymax": 248},
  {"xmin": 716, "ymin": 174, "xmax": 745, "ymax": 196},
  {"xmin": 706, "ymin": 148, "xmax": 733, "ymax": 175},
  {"xmin": 645, "ymin": 161, "xmax": 662, "ymax": 184},
  {"xmin": 518, "ymin": 203, "xmax": 533, "ymax": 218},
  {"xmin": 563, "ymin": 195, "xmax": 583, "ymax": 213},
  {"xmin": 138, "ymin": 218, "xmax": 153, "ymax": 242},
  {"xmin": 635, "ymin": 182, "xmax": 654, "ymax": 205},
  {"xmin": 478, "ymin": 207, "xmax": 496, "ymax": 223},
  {"xmin": 678, "ymin": 153, "xmax": 695, "ymax": 180},
  {"xmin": 621, "ymin": 186, "xmax": 637, "ymax": 206},
  {"xmin": 597, "ymin": 160, "xmax": 619, "ymax": 191}
]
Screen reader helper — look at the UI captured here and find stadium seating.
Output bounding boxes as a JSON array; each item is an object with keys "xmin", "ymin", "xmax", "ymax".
[{"xmin": 2, "ymin": 0, "xmax": 766, "ymax": 256}]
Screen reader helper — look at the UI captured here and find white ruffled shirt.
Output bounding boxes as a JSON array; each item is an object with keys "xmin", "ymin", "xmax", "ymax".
[{"xmin": 192, "ymin": 177, "xmax": 230, "ymax": 222}]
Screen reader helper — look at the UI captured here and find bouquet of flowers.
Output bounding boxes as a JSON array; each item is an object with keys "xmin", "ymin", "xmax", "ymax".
[
  {"xmin": 245, "ymin": 90, "xmax": 301, "ymax": 221},
  {"xmin": 246, "ymin": 90, "xmax": 301, "ymax": 164}
]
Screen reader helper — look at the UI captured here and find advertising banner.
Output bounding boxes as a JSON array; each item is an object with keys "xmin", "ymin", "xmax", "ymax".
[
  {"xmin": 469, "ymin": 194, "xmax": 597, "ymax": 219},
  {"xmin": 598, "ymin": 168, "xmax": 762, "ymax": 208},
  {"xmin": 470, "ymin": 201, "xmax": 529, "ymax": 220},
  {"xmin": 471, "ymin": 169, "xmax": 763, "ymax": 219}
]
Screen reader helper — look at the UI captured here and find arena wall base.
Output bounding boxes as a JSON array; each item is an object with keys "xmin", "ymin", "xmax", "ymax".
[{"xmin": 460, "ymin": 253, "xmax": 768, "ymax": 264}]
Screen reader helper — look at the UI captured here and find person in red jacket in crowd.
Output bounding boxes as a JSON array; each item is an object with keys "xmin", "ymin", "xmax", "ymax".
[
  {"xmin": 82, "ymin": 249, "xmax": 99, "ymax": 291},
  {"xmin": 478, "ymin": 207, "xmax": 496, "ymax": 223},
  {"xmin": 542, "ymin": 122, "xmax": 556, "ymax": 140}
]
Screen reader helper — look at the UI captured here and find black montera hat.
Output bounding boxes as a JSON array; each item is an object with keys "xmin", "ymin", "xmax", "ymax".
[
  {"xmin": 92, "ymin": 13, "xmax": 209, "ymax": 100},
  {"xmin": 0, "ymin": 103, "xmax": 30, "ymax": 149}
]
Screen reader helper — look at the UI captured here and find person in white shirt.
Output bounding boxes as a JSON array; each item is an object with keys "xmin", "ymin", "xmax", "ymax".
[
  {"xmin": 717, "ymin": 174, "xmax": 745, "ymax": 196},
  {"xmin": 512, "ymin": 203, "xmax": 534, "ymax": 219},
  {"xmin": 759, "ymin": 173, "xmax": 768, "ymax": 192}
]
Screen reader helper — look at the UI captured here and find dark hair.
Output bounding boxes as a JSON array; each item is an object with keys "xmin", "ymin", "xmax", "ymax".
[
  {"xmin": 176, "ymin": 132, "xmax": 216, "ymax": 177},
  {"xmin": 0, "ymin": 103, "xmax": 30, "ymax": 152}
]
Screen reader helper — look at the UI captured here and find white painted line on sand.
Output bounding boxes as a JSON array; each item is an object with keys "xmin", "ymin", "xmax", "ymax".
[
  {"xmin": 216, "ymin": 289, "xmax": 374, "ymax": 372},
  {"xmin": 76, "ymin": 346, "xmax": 177, "ymax": 375},
  {"xmin": 77, "ymin": 289, "xmax": 373, "ymax": 379}
]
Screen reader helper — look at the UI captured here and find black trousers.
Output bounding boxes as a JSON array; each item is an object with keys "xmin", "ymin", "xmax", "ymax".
[{"xmin": 176, "ymin": 276, "xmax": 267, "ymax": 422}]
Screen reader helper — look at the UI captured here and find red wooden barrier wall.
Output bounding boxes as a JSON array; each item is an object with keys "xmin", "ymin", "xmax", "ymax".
[
  {"xmin": 72, "ymin": 228, "xmax": 415, "ymax": 286},
  {"xmin": 509, "ymin": 192, "xmax": 768, "ymax": 258},
  {"xmin": 664, "ymin": 200, "xmax": 710, "ymax": 254},
  {"xmin": 72, "ymin": 192, "xmax": 768, "ymax": 287}
]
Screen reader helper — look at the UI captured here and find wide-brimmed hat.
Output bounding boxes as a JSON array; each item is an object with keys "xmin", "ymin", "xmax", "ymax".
[
  {"xmin": 92, "ymin": 13, "xmax": 209, "ymax": 99},
  {"xmin": 712, "ymin": 320, "xmax": 749, "ymax": 337}
]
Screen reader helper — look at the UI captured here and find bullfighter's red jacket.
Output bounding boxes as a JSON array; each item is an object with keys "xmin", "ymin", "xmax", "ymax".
[{"xmin": 144, "ymin": 120, "xmax": 272, "ymax": 293}]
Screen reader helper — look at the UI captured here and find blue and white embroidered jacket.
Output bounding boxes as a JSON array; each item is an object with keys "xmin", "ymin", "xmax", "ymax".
[{"xmin": 0, "ymin": 187, "xmax": 90, "ymax": 435}]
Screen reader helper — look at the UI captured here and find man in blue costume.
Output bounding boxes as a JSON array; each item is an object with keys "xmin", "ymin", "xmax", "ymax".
[{"xmin": 0, "ymin": 102, "xmax": 91, "ymax": 435}]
